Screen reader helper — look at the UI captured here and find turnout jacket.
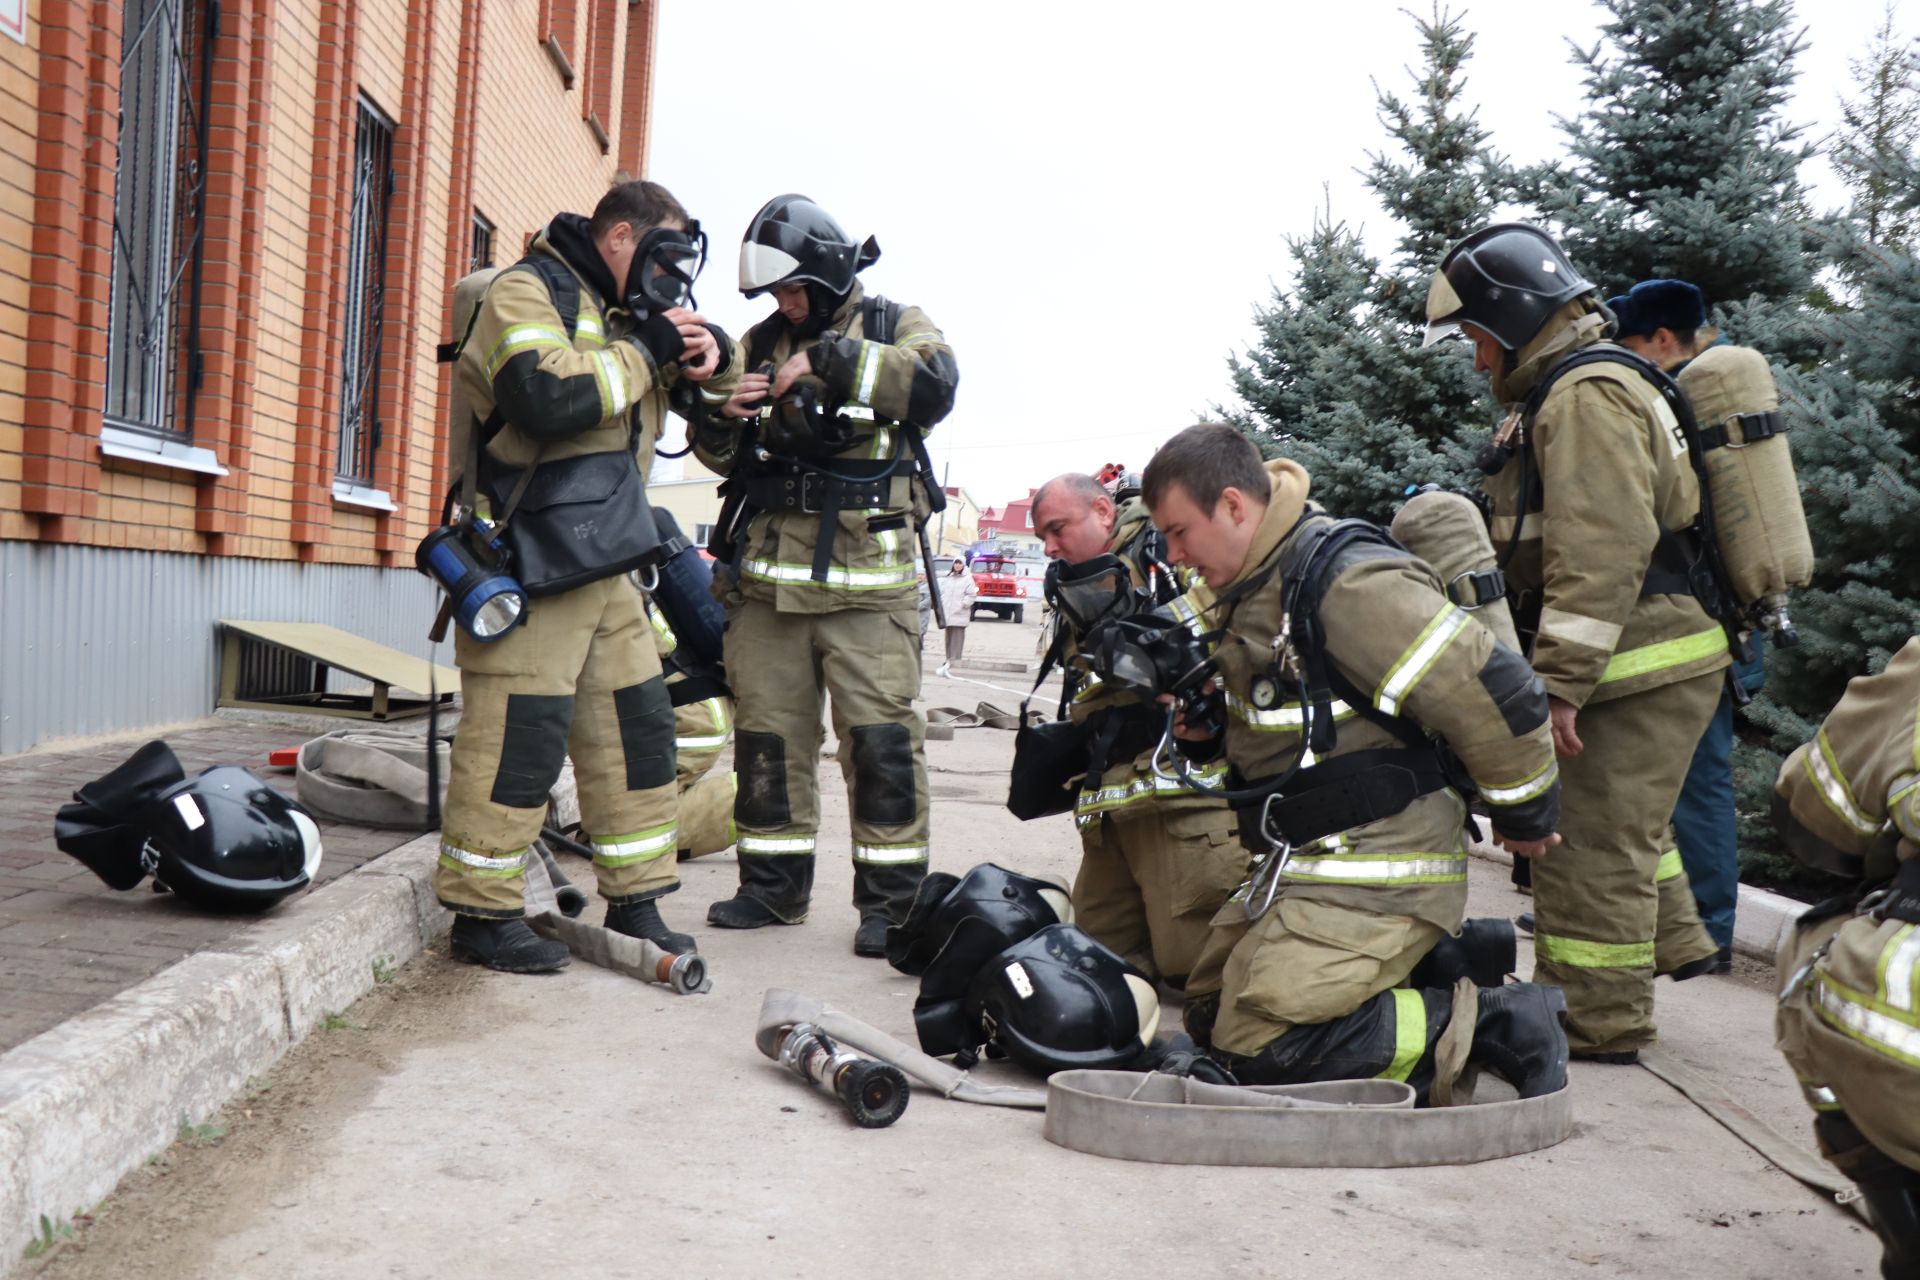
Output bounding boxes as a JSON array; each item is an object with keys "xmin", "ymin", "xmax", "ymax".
[
  {"xmin": 1774, "ymin": 638, "xmax": 1920, "ymax": 1171},
  {"xmin": 1066, "ymin": 498, "xmax": 1230, "ymax": 822},
  {"xmin": 1212, "ymin": 460, "xmax": 1560, "ymax": 931},
  {"xmin": 457, "ymin": 220, "xmax": 743, "ymax": 493},
  {"xmin": 692, "ymin": 282, "xmax": 958, "ymax": 614},
  {"xmin": 1483, "ymin": 302, "xmax": 1731, "ymax": 709}
]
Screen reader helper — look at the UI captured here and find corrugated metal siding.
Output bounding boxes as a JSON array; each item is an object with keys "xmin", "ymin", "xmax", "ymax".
[{"xmin": 0, "ymin": 543, "xmax": 443, "ymax": 754}]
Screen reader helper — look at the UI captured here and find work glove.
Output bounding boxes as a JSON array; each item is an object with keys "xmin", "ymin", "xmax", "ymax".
[{"xmin": 631, "ymin": 312, "xmax": 685, "ymax": 368}]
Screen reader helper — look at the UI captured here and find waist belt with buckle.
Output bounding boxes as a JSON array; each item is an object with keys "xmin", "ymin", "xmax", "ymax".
[
  {"xmin": 743, "ymin": 470, "xmax": 894, "ymax": 514},
  {"xmin": 1233, "ymin": 747, "xmax": 1453, "ymax": 851}
]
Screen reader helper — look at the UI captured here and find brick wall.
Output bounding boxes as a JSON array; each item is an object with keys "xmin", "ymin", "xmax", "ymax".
[{"xmin": 0, "ymin": 0, "xmax": 658, "ymax": 564}]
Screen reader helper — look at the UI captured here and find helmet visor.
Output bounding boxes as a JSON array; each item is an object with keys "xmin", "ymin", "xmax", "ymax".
[
  {"xmin": 1421, "ymin": 271, "xmax": 1466, "ymax": 349},
  {"xmin": 739, "ymin": 216, "xmax": 856, "ymax": 297}
]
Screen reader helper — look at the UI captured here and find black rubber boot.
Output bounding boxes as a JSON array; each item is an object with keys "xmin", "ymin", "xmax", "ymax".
[
  {"xmin": 1815, "ymin": 1114, "xmax": 1920, "ymax": 1280},
  {"xmin": 1663, "ymin": 950, "xmax": 1722, "ymax": 982},
  {"xmin": 1516, "ymin": 912, "xmax": 1535, "ymax": 936},
  {"xmin": 449, "ymin": 916, "xmax": 570, "ymax": 974},
  {"xmin": 606, "ymin": 893, "xmax": 697, "ymax": 956},
  {"xmin": 1467, "ymin": 982, "xmax": 1570, "ymax": 1097},
  {"xmin": 852, "ymin": 860, "xmax": 928, "ymax": 958},
  {"xmin": 708, "ymin": 853, "xmax": 813, "ymax": 929},
  {"xmin": 1407, "ymin": 918, "xmax": 1518, "ymax": 989}
]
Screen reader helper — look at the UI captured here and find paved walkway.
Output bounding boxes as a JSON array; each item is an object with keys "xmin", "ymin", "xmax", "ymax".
[{"xmin": 0, "ymin": 719, "xmax": 427, "ymax": 1053}]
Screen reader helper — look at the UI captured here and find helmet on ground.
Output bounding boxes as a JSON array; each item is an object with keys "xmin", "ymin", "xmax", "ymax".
[
  {"xmin": 1423, "ymin": 223, "xmax": 1596, "ymax": 352},
  {"xmin": 965, "ymin": 924, "xmax": 1160, "ymax": 1076},
  {"xmin": 738, "ymin": 194, "xmax": 880, "ymax": 301},
  {"xmin": 55, "ymin": 741, "xmax": 323, "ymax": 912}
]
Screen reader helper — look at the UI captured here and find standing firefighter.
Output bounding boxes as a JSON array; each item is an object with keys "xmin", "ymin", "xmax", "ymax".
[
  {"xmin": 694, "ymin": 195, "xmax": 959, "ymax": 955},
  {"xmin": 1030, "ymin": 471, "xmax": 1246, "ymax": 988},
  {"xmin": 1141, "ymin": 426, "xmax": 1569, "ymax": 1102},
  {"xmin": 1773, "ymin": 639, "xmax": 1920, "ymax": 1278},
  {"xmin": 1425, "ymin": 224, "xmax": 1727, "ymax": 1060},
  {"xmin": 432, "ymin": 180, "xmax": 739, "ymax": 972}
]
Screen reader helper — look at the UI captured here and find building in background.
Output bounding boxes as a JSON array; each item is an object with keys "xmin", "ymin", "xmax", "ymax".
[
  {"xmin": 934, "ymin": 484, "xmax": 979, "ymax": 559},
  {"xmin": 0, "ymin": 0, "xmax": 660, "ymax": 752},
  {"xmin": 977, "ymin": 489, "xmax": 1042, "ymax": 557}
]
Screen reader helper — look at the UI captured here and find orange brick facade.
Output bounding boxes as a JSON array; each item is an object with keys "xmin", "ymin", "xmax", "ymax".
[{"xmin": 0, "ymin": 0, "xmax": 660, "ymax": 565}]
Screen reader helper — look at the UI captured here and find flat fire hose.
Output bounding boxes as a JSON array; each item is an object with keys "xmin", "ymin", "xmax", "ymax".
[
  {"xmin": 1637, "ymin": 1048, "xmax": 1868, "ymax": 1223},
  {"xmin": 1043, "ymin": 1070, "xmax": 1574, "ymax": 1167},
  {"xmin": 755, "ymin": 989, "xmax": 1046, "ymax": 1109},
  {"xmin": 521, "ymin": 847, "xmax": 710, "ymax": 994}
]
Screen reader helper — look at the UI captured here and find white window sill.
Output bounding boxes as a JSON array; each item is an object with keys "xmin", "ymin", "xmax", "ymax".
[
  {"xmin": 99, "ymin": 425, "xmax": 230, "ymax": 476},
  {"xmin": 331, "ymin": 479, "xmax": 398, "ymax": 512}
]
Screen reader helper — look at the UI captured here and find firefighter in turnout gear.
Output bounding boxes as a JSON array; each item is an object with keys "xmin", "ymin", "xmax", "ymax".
[
  {"xmin": 1425, "ymin": 223, "xmax": 1728, "ymax": 1059},
  {"xmin": 643, "ymin": 598, "xmax": 737, "ymax": 861},
  {"xmin": 434, "ymin": 181, "xmax": 741, "ymax": 973},
  {"xmin": 1141, "ymin": 425, "xmax": 1570, "ymax": 1103},
  {"xmin": 694, "ymin": 195, "xmax": 959, "ymax": 956},
  {"xmin": 1030, "ymin": 471, "xmax": 1247, "ymax": 987},
  {"xmin": 1773, "ymin": 638, "xmax": 1920, "ymax": 1279}
]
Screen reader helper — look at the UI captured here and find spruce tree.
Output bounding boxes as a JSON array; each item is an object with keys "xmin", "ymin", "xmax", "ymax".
[
  {"xmin": 1523, "ymin": 0, "xmax": 1816, "ymax": 303},
  {"xmin": 1226, "ymin": 6, "xmax": 1505, "ymax": 520},
  {"xmin": 1832, "ymin": 7, "xmax": 1920, "ymax": 254}
]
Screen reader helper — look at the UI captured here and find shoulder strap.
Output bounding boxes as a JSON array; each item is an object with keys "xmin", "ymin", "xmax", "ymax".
[
  {"xmin": 861, "ymin": 293, "xmax": 903, "ymax": 346},
  {"xmin": 452, "ymin": 256, "xmax": 578, "ymax": 522},
  {"xmin": 746, "ymin": 313, "xmax": 785, "ymax": 372},
  {"xmin": 520, "ymin": 253, "xmax": 582, "ymax": 342}
]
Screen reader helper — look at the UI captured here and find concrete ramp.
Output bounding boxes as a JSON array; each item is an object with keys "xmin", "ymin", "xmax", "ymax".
[{"xmin": 216, "ymin": 620, "xmax": 459, "ymax": 721}]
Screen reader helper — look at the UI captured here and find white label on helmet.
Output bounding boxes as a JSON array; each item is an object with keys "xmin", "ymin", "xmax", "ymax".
[
  {"xmin": 1541, "ymin": 259, "xmax": 1557, "ymax": 274},
  {"xmin": 173, "ymin": 793, "xmax": 206, "ymax": 831},
  {"xmin": 1005, "ymin": 961, "xmax": 1034, "ymax": 999}
]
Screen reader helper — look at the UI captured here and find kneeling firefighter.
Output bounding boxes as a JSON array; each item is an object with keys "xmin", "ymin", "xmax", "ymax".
[
  {"xmin": 694, "ymin": 195, "xmax": 960, "ymax": 957},
  {"xmin": 424, "ymin": 179, "xmax": 741, "ymax": 973},
  {"xmin": 1026, "ymin": 470, "xmax": 1248, "ymax": 988},
  {"xmin": 1772, "ymin": 638, "xmax": 1920, "ymax": 1278},
  {"xmin": 1135, "ymin": 425, "xmax": 1569, "ymax": 1104},
  {"xmin": 640, "ymin": 518, "xmax": 737, "ymax": 861}
]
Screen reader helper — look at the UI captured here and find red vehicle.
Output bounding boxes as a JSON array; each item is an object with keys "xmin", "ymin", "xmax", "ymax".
[{"xmin": 970, "ymin": 554, "xmax": 1028, "ymax": 623}]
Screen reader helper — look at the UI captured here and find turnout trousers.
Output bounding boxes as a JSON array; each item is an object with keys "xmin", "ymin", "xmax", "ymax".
[
  {"xmin": 1073, "ymin": 804, "xmax": 1248, "ymax": 986},
  {"xmin": 671, "ymin": 689, "xmax": 737, "ymax": 859},
  {"xmin": 436, "ymin": 575, "xmax": 680, "ymax": 917}
]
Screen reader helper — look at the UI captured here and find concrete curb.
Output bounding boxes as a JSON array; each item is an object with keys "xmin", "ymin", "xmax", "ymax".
[
  {"xmin": 1465, "ymin": 840, "xmax": 1808, "ymax": 962},
  {"xmin": 0, "ymin": 833, "xmax": 447, "ymax": 1266}
]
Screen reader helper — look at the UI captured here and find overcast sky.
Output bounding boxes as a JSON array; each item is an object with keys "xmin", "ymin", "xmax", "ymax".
[{"xmin": 649, "ymin": 0, "xmax": 1900, "ymax": 509}]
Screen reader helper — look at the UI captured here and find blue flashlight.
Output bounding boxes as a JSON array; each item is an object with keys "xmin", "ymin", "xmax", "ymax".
[{"xmin": 416, "ymin": 519, "xmax": 528, "ymax": 641}]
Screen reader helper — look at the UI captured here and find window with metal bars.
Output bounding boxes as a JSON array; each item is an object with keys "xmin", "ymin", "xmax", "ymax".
[
  {"xmin": 471, "ymin": 212, "xmax": 496, "ymax": 273},
  {"xmin": 337, "ymin": 97, "xmax": 395, "ymax": 486},
  {"xmin": 105, "ymin": 0, "xmax": 211, "ymax": 440}
]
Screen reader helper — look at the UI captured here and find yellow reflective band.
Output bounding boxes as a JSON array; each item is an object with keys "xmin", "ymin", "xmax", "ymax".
[
  {"xmin": 676, "ymin": 731, "xmax": 730, "ymax": 751},
  {"xmin": 1798, "ymin": 1082, "xmax": 1843, "ymax": 1112},
  {"xmin": 1480, "ymin": 759, "xmax": 1559, "ymax": 806},
  {"xmin": 649, "ymin": 607, "xmax": 677, "ymax": 647},
  {"xmin": 853, "ymin": 841, "xmax": 929, "ymax": 865},
  {"xmin": 1379, "ymin": 989, "xmax": 1427, "ymax": 1083},
  {"xmin": 868, "ymin": 426, "xmax": 894, "ymax": 462},
  {"xmin": 484, "ymin": 325, "xmax": 571, "ymax": 378},
  {"xmin": 1074, "ymin": 763, "xmax": 1229, "ymax": 815},
  {"xmin": 1812, "ymin": 969, "xmax": 1920, "ymax": 1069},
  {"xmin": 1804, "ymin": 728, "xmax": 1886, "ymax": 837},
  {"xmin": 590, "ymin": 824, "xmax": 677, "ymax": 867},
  {"xmin": 1655, "ymin": 848, "xmax": 1683, "ymax": 881},
  {"xmin": 738, "ymin": 834, "xmax": 815, "ymax": 855},
  {"xmin": 1891, "ymin": 778, "xmax": 1920, "ymax": 844},
  {"xmin": 1534, "ymin": 930, "xmax": 1655, "ymax": 969},
  {"xmin": 1281, "ymin": 853, "xmax": 1468, "ymax": 886},
  {"xmin": 593, "ymin": 348, "xmax": 630, "ymax": 418},
  {"xmin": 1074, "ymin": 676, "xmax": 1107, "ymax": 703},
  {"xmin": 438, "ymin": 842, "xmax": 528, "ymax": 876},
  {"xmin": 576, "ymin": 313, "xmax": 605, "ymax": 340},
  {"xmin": 897, "ymin": 331, "xmax": 943, "ymax": 349},
  {"xmin": 1596, "ymin": 625, "xmax": 1727, "ymax": 685},
  {"xmin": 741, "ymin": 558, "xmax": 915, "ymax": 589},
  {"xmin": 706, "ymin": 697, "xmax": 731, "ymax": 737},
  {"xmin": 1880, "ymin": 924, "xmax": 1920, "ymax": 1014},
  {"xmin": 1537, "ymin": 606, "xmax": 1622, "ymax": 653},
  {"xmin": 1225, "ymin": 692, "xmax": 1355, "ymax": 733},
  {"xmin": 1377, "ymin": 604, "xmax": 1471, "ymax": 717},
  {"xmin": 850, "ymin": 340, "xmax": 882, "ymax": 406}
]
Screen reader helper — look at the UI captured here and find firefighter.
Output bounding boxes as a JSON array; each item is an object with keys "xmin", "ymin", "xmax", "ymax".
[
  {"xmin": 1030, "ymin": 470, "xmax": 1246, "ymax": 988},
  {"xmin": 1142, "ymin": 425, "xmax": 1569, "ymax": 1102},
  {"xmin": 1773, "ymin": 638, "xmax": 1920, "ymax": 1279},
  {"xmin": 1424, "ymin": 224, "xmax": 1728, "ymax": 1060},
  {"xmin": 694, "ymin": 195, "xmax": 959, "ymax": 956},
  {"xmin": 642, "ymin": 598, "xmax": 736, "ymax": 861},
  {"xmin": 436, "ymin": 180, "xmax": 740, "ymax": 972}
]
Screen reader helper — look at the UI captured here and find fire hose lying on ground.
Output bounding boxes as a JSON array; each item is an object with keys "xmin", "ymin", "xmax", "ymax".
[{"xmin": 752, "ymin": 988, "xmax": 1575, "ymax": 1165}]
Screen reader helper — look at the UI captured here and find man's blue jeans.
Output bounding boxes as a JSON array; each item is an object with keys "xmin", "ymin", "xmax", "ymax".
[{"xmin": 1671, "ymin": 647, "xmax": 1766, "ymax": 951}]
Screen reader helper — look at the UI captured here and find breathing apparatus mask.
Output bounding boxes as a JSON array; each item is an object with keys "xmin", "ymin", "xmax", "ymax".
[
  {"xmin": 1075, "ymin": 606, "xmax": 1223, "ymax": 737},
  {"xmin": 627, "ymin": 219, "xmax": 708, "ymax": 314},
  {"xmin": 1043, "ymin": 554, "xmax": 1143, "ymax": 640}
]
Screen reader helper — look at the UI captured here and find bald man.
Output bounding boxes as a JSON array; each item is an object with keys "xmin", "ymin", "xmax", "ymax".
[{"xmin": 1030, "ymin": 471, "xmax": 1247, "ymax": 987}]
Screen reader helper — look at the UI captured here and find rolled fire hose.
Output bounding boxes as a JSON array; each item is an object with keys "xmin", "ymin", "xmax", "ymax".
[{"xmin": 521, "ymin": 846, "xmax": 709, "ymax": 994}]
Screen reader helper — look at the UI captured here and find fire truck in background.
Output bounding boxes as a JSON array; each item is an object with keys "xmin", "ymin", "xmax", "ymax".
[{"xmin": 970, "ymin": 552, "xmax": 1030, "ymax": 623}]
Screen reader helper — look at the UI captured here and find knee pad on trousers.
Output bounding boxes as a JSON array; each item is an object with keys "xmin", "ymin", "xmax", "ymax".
[
  {"xmin": 850, "ymin": 723, "xmax": 916, "ymax": 826},
  {"xmin": 490, "ymin": 693, "xmax": 574, "ymax": 809},
  {"xmin": 734, "ymin": 730, "xmax": 791, "ymax": 827},
  {"xmin": 612, "ymin": 678, "xmax": 676, "ymax": 791}
]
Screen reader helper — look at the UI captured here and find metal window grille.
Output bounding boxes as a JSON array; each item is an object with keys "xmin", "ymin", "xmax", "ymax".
[
  {"xmin": 471, "ymin": 212, "xmax": 495, "ymax": 273},
  {"xmin": 105, "ymin": 0, "xmax": 213, "ymax": 439},
  {"xmin": 337, "ymin": 97, "xmax": 395, "ymax": 485}
]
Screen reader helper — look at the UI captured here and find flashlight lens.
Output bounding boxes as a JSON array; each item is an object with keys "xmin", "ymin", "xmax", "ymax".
[{"xmin": 470, "ymin": 591, "xmax": 525, "ymax": 638}]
